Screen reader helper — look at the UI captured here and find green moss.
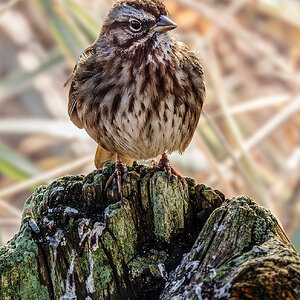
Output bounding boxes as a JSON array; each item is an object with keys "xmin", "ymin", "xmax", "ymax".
[
  {"xmin": 228, "ymin": 196, "xmax": 277, "ymax": 245},
  {"xmin": 92, "ymin": 246, "xmax": 114, "ymax": 292},
  {"xmin": 202, "ymin": 189, "xmax": 222, "ymax": 205},
  {"xmin": 69, "ymin": 218, "xmax": 75, "ymax": 230},
  {"xmin": 128, "ymin": 250, "xmax": 168, "ymax": 279},
  {"xmin": 236, "ymin": 239, "xmax": 245, "ymax": 251},
  {"xmin": 202, "ymin": 263, "xmax": 231, "ymax": 283},
  {"xmin": 214, "ymin": 189, "xmax": 225, "ymax": 201},
  {"xmin": 105, "ymin": 199, "xmax": 138, "ymax": 263},
  {"xmin": 0, "ymin": 224, "xmax": 49, "ymax": 299},
  {"xmin": 252, "ymin": 215, "xmax": 275, "ymax": 244},
  {"xmin": 150, "ymin": 172, "xmax": 189, "ymax": 243},
  {"xmin": 101, "ymin": 162, "xmax": 115, "ymax": 177},
  {"xmin": 19, "ymin": 272, "xmax": 49, "ymax": 300},
  {"xmin": 93, "ymin": 173, "xmax": 106, "ymax": 185},
  {"xmin": 185, "ymin": 177, "xmax": 196, "ymax": 188},
  {"xmin": 215, "ymin": 263, "xmax": 230, "ymax": 279},
  {"xmin": 22, "ymin": 185, "xmax": 47, "ymax": 222}
]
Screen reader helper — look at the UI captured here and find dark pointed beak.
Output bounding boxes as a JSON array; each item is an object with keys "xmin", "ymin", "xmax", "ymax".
[{"xmin": 151, "ymin": 15, "xmax": 177, "ymax": 33}]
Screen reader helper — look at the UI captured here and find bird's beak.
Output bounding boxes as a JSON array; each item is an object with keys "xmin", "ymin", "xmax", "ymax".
[{"xmin": 151, "ymin": 15, "xmax": 177, "ymax": 33}]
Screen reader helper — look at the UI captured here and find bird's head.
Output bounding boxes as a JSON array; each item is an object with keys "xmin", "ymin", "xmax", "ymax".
[{"xmin": 99, "ymin": 0, "xmax": 177, "ymax": 54}]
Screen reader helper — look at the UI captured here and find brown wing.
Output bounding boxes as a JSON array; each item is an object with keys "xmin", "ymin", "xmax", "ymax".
[
  {"xmin": 178, "ymin": 43, "xmax": 205, "ymax": 152},
  {"xmin": 68, "ymin": 44, "xmax": 96, "ymax": 129},
  {"xmin": 180, "ymin": 42, "xmax": 205, "ymax": 108}
]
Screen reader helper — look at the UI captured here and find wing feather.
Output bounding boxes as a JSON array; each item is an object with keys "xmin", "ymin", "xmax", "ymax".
[{"xmin": 67, "ymin": 44, "xmax": 96, "ymax": 129}]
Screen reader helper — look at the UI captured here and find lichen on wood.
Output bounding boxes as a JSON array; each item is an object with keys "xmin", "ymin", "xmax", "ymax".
[{"xmin": 0, "ymin": 163, "xmax": 299, "ymax": 299}]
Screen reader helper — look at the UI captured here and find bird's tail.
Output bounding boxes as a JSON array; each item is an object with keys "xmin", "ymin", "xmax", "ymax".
[{"xmin": 94, "ymin": 145, "xmax": 134, "ymax": 169}]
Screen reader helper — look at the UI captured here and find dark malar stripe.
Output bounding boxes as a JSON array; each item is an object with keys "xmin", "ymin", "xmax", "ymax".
[
  {"xmin": 155, "ymin": 65, "xmax": 168, "ymax": 101},
  {"xmin": 140, "ymin": 63, "xmax": 150, "ymax": 94},
  {"xmin": 118, "ymin": 33, "xmax": 149, "ymax": 50}
]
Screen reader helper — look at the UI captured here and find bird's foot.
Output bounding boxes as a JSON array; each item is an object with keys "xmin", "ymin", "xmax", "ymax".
[
  {"xmin": 105, "ymin": 153, "xmax": 138, "ymax": 200},
  {"xmin": 151, "ymin": 153, "xmax": 187, "ymax": 185}
]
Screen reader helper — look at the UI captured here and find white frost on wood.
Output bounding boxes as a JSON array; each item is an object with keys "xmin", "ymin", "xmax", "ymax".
[
  {"xmin": 78, "ymin": 218, "xmax": 90, "ymax": 246},
  {"xmin": 60, "ymin": 250, "xmax": 76, "ymax": 300},
  {"xmin": 214, "ymin": 282, "xmax": 231, "ymax": 299},
  {"xmin": 47, "ymin": 229, "xmax": 64, "ymax": 286},
  {"xmin": 168, "ymin": 276, "xmax": 186, "ymax": 294},
  {"xmin": 64, "ymin": 207, "xmax": 79, "ymax": 215},
  {"xmin": 89, "ymin": 222, "xmax": 106, "ymax": 251},
  {"xmin": 185, "ymin": 260, "xmax": 200, "ymax": 279},
  {"xmin": 86, "ymin": 249, "xmax": 95, "ymax": 294},
  {"xmin": 213, "ymin": 223, "xmax": 226, "ymax": 232},
  {"xmin": 158, "ymin": 263, "xmax": 168, "ymax": 281},
  {"xmin": 195, "ymin": 241, "xmax": 204, "ymax": 252},
  {"xmin": 77, "ymin": 219, "xmax": 105, "ymax": 250},
  {"xmin": 195, "ymin": 282, "xmax": 203, "ymax": 300},
  {"xmin": 209, "ymin": 268, "xmax": 217, "ymax": 279}
]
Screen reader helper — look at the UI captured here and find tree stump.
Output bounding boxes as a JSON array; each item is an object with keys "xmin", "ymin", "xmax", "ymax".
[{"xmin": 0, "ymin": 163, "xmax": 299, "ymax": 299}]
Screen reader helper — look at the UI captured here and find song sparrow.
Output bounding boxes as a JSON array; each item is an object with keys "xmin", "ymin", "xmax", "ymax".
[{"xmin": 67, "ymin": 0, "xmax": 205, "ymax": 196}]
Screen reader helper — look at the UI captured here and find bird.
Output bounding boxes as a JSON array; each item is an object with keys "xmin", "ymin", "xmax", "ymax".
[{"xmin": 67, "ymin": 0, "xmax": 205, "ymax": 197}]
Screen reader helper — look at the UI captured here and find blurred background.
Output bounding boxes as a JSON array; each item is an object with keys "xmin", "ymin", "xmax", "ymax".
[{"xmin": 0, "ymin": 0, "xmax": 299, "ymax": 249}]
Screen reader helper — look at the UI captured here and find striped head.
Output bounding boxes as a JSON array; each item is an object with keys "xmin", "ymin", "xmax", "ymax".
[{"xmin": 98, "ymin": 0, "xmax": 177, "ymax": 57}]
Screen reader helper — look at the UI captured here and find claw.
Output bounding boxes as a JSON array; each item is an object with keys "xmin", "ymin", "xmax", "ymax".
[
  {"xmin": 105, "ymin": 153, "xmax": 125, "ymax": 200},
  {"xmin": 105, "ymin": 154, "xmax": 139, "ymax": 200},
  {"xmin": 116, "ymin": 168, "xmax": 123, "ymax": 200},
  {"xmin": 169, "ymin": 166, "xmax": 187, "ymax": 185},
  {"xmin": 151, "ymin": 153, "xmax": 187, "ymax": 186},
  {"xmin": 105, "ymin": 173, "xmax": 117, "ymax": 192}
]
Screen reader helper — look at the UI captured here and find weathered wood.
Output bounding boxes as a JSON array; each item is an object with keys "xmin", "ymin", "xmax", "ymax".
[
  {"xmin": 161, "ymin": 196, "xmax": 300, "ymax": 299},
  {"xmin": 0, "ymin": 163, "xmax": 299, "ymax": 299}
]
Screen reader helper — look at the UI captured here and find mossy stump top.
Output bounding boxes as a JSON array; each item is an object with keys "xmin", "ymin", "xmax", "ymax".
[{"xmin": 0, "ymin": 163, "xmax": 299, "ymax": 299}]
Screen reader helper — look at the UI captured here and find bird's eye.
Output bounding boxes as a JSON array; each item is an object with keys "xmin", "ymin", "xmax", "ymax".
[{"xmin": 129, "ymin": 19, "xmax": 142, "ymax": 32}]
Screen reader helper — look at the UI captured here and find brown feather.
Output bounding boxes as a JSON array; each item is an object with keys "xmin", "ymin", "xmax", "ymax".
[
  {"xmin": 63, "ymin": 72, "xmax": 73, "ymax": 87},
  {"xmin": 68, "ymin": 44, "xmax": 96, "ymax": 129}
]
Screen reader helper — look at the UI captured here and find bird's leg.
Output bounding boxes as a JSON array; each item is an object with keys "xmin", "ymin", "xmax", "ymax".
[
  {"xmin": 105, "ymin": 153, "xmax": 125, "ymax": 199},
  {"xmin": 105, "ymin": 153, "xmax": 139, "ymax": 200},
  {"xmin": 152, "ymin": 153, "xmax": 187, "ymax": 185}
]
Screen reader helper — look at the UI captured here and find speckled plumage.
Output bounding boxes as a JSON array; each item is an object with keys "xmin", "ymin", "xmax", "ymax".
[{"xmin": 68, "ymin": 0, "xmax": 205, "ymax": 164}]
